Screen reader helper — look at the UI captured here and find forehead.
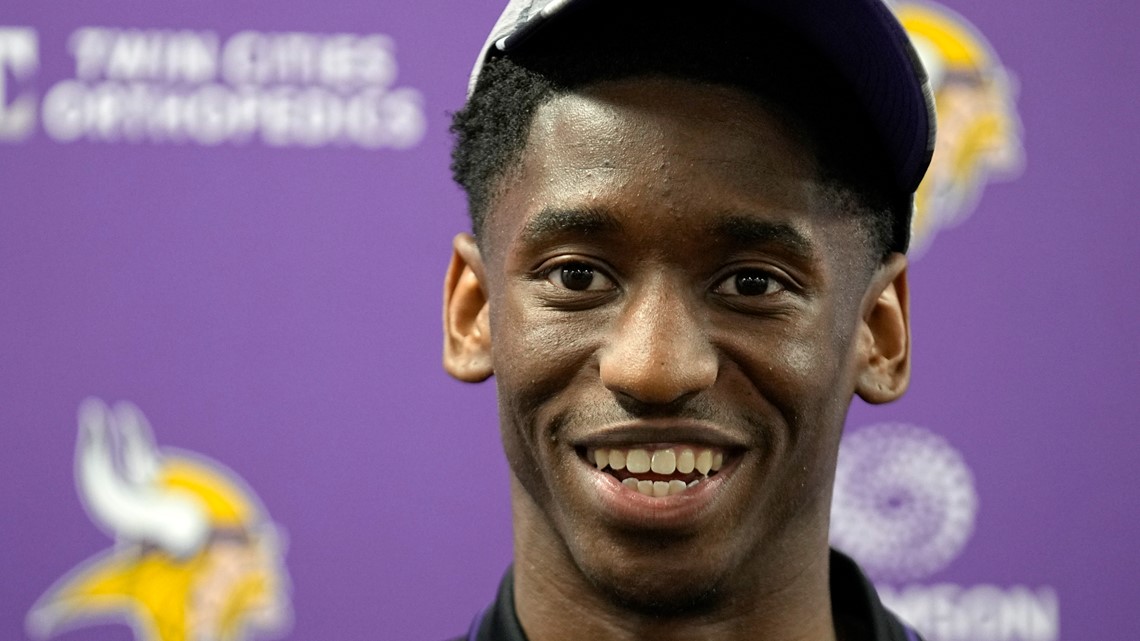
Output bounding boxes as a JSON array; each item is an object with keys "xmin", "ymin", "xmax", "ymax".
[
  {"xmin": 482, "ymin": 76, "xmax": 864, "ymax": 268},
  {"xmin": 528, "ymin": 75, "xmax": 816, "ymax": 199}
]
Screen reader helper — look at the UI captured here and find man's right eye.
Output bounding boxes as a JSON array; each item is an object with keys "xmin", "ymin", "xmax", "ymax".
[{"xmin": 545, "ymin": 262, "xmax": 615, "ymax": 292}]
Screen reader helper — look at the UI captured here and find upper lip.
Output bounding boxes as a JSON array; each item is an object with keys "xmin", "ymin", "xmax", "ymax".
[{"xmin": 568, "ymin": 419, "xmax": 750, "ymax": 451}]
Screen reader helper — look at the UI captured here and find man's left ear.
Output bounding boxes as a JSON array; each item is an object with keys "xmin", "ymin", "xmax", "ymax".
[{"xmin": 855, "ymin": 253, "xmax": 911, "ymax": 404}]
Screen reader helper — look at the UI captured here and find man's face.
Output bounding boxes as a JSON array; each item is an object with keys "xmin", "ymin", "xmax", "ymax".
[{"xmin": 445, "ymin": 77, "xmax": 909, "ymax": 610}]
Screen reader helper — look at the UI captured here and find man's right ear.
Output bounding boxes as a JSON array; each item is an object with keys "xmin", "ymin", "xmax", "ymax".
[{"xmin": 443, "ymin": 233, "xmax": 494, "ymax": 382}]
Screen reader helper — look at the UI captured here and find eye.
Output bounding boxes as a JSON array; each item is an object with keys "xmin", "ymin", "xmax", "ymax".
[
  {"xmin": 714, "ymin": 268, "xmax": 785, "ymax": 296},
  {"xmin": 545, "ymin": 262, "xmax": 615, "ymax": 292}
]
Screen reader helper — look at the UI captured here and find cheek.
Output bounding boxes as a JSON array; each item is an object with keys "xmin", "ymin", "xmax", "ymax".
[
  {"xmin": 768, "ymin": 344, "xmax": 846, "ymax": 443},
  {"xmin": 730, "ymin": 319, "xmax": 847, "ymax": 395},
  {"xmin": 721, "ymin": 304, "xmax": 860, "ymax": 446},
  {"xmin": 489, "ymin": 295, "xmax": 605, "ymax": 466},
  {"xmin": 490, "ymin": 293, "xmax": 604, "ymax": 390}
]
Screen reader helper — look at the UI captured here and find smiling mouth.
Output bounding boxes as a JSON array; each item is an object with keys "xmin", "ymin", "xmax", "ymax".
[{"xmin": 584, "ymin": 446, "xmax": 726, "ymax": 497}]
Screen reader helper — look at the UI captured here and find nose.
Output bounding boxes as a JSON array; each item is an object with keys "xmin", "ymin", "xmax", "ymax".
[{"xmin": 598, "ymin": 280, "xmax": 718, "ymax": 406}]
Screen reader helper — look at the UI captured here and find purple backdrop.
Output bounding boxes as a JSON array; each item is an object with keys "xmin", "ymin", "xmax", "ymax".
[{"xmin": 1, "ymin": 1, "xmax": 1137, "ymax": 640}]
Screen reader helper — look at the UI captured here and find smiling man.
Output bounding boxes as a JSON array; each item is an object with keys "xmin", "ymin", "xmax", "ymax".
[{"xmin": 442, "ymin": 1, "xmax": 933, "ymax": 640}]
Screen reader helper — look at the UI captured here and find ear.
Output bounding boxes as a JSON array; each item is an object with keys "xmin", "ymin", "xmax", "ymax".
[
  {"xmin": 443, "ymin": 233, "xmax": 494, "ymax": 382},
  {"xmin": 855, "ymin": 253, "xmax": 911, "ymax": 404}
]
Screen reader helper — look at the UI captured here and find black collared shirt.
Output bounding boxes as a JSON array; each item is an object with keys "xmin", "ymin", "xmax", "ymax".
[{"xmin": 455, "ymin": 550, "xmax": 924, "ymax": 641}]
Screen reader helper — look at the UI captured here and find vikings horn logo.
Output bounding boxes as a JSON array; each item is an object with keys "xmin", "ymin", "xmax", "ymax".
[
  {"xmin": 896, "ymin": 1, "xmax": 1025, "ymax": 255},
  {"xmin": 27, "ymin": 399, "xmax": 292, "ymax": 641}
]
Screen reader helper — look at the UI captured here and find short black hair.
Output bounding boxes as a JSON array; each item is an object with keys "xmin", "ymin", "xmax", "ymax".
[{"xmin": 451, "ymin": 3, "xmax": 901, "ymax": 259}]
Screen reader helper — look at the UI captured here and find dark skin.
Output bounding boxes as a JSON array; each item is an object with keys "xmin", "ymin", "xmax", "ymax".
[{"xmin": 443, "ymin": 77, "xmax": 911, "ymax": 641}]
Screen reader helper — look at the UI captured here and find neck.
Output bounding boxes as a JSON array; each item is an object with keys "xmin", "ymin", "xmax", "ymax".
[{"xmin": 510, "ymin": 481, "xmax": 838, "ymax": 641}]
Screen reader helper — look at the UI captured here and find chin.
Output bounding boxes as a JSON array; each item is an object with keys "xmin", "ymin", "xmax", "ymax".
[
  {"xmin": 572, "ymin": 533, "xmax": 736, "ymax": 617},
  {"xmin": 585, "ymin": 564, "xmax": 727, "ymax": 617}
]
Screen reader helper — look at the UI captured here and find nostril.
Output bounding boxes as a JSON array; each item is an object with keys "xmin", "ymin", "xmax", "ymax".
[
  {"xmin": 613, "ymin": 390, "xmax": 701, "ymax": 416},
  {"xmin": 601, "ymin": 352, "xmax": 716, "ymax": 393}
]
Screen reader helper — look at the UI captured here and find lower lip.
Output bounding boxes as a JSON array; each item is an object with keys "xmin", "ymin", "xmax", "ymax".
[{"xmin": 581, "ymin": 457, "xmax": 737, "ymax": 529}]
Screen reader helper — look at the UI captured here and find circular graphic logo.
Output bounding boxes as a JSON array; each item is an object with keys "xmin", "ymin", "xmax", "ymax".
[{"xmin": 830, "ymin": 423, "xmax": 978, "ymax": 582}]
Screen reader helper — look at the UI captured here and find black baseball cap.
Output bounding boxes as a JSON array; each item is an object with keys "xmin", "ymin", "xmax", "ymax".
[{"xmin": 467, "ymin": 0, "xmax": 937, "ymax": 252}]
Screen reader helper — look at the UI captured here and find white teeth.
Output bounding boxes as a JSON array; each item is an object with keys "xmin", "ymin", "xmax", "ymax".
[
  {"xmin": 677, "ymin": 449, "xmax": 695, "ymax": 474},
  {"xmin": 695, "ymin": 450, "xmax": 713, "ymax": 475},
  {"xmin": 590, "ymin": 445, "xmax": 725, "ymax": 496},
  {"xmin": 618, "ymin": 473, "xmax": 702, "ymax": 497},
  {"xmin": 650, "ymin": 449, "xmax": 677, "ymax": 474},
  {"xmin": 595, "ymin": 449, "xmax": 609, "ymax": 470},
  {"xmin": 625, "ymin": 449, "xmax": 651, "ymax": 474},
  {"xmin": 609, "ymin": 449, "xmax": 626, "ymax": 471}
]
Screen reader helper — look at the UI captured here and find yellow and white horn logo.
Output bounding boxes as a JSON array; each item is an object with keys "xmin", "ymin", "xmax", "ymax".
[
  {"xmin": 27, "ymin": 399, "xmax": 292, "ymax": 641},
  {"xmin": 896, "ymin": 1, "xmax": 1025, "ymax": 255}
]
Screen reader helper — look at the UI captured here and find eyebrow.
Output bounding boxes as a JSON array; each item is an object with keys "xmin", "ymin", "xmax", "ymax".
[
  {"xmin": 710, "ymin": 215, "xmax": 815, "ymax": 261},
  {"xmin": 519, "ymin": 207, "xmax": 623, "ymax": 245},
  {"xmin": 517, "ymin": 208, "xmax": 816, "ymax": 261}
]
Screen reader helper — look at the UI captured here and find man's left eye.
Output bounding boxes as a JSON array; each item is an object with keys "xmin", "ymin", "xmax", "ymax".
[
  {"xmin": 546, "ymin": 263, "xmax": 615, "ymax": 292},
  {"xmin": 714, "ymin": 269, "xmax": 785, "ymax": 296}
]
